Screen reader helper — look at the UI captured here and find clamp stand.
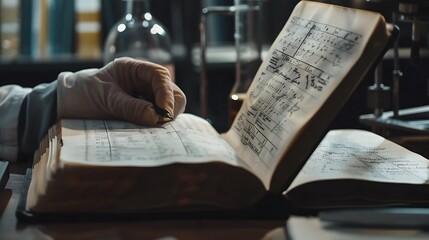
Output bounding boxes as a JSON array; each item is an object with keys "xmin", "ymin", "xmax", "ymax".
[{"xmin": 360, "ymin": 0, "xmax": 429, "ymax": 157}]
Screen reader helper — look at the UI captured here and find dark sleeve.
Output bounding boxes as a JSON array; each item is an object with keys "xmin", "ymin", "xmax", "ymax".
[{"xmin": 18, "ymin": 81, "xmax": 58, "ymax": 162}]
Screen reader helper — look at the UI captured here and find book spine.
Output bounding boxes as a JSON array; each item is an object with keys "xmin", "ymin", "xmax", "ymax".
[
  {"xmin": 28, "ymin": 0, "xmax": 50, "ymax": 58},
  {"xmin": 75, "ymin": 0, "xmax": 101, "ymax": 59},
  {"xmin": 30, "ymin": 0, "xmax": 41, "ymax": 57},
  {"xmin": 19, "ymin": 0, "xmax": 32, "ymax": 56},
  {"xmin": 47, "ymin": 0, "xmax": 74, "ymax": 55},
  {"xmin": 1, "ymin": 0, "xmax": 20, "ymax": 58}
]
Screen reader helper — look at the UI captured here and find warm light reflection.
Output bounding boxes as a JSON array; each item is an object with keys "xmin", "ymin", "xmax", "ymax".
[{"xmin": 231, "ymin": 94, "xmax": 239, "ymax": 101}]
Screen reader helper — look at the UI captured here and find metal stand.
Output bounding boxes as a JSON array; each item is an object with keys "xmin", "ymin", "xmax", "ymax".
[
  {"xmin": 360, "ymin": 1, "xmax": 429, "ymax": 135},
  {"xmin": 360, "ymin": 0, "xmax": 429, "ymax": 157}
]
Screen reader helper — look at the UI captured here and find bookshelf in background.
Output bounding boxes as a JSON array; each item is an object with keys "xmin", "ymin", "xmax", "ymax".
[
  {"xmin": 2, "ymin": 0, "xmax": 191, "ymax": 62},
  {"xmin": 10, "ymin": 0, "xmax": 101, "ymax": 60},
  {"xmin": 1, "ymin": 0, "xmax": 20, "ymax": 58},
  {"xmin": 0, "ymin": 0, "xmax": 103, "ymax": 87},
  {"xmin": 17, "ymin": 0, "xmax": 63, "ymax": 58}
]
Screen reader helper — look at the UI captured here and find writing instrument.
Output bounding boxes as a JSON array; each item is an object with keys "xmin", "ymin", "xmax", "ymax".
[
  {"xmin": 319, "ymin": 208, "xmax": 429, "ymax": 228},
  {"xmin": 135, "ymin": 93, "xmax": 174, "ymax": 120},
  {"xmin": 154, "ymin": 104, "xmax": 173, "ymax": 120}
]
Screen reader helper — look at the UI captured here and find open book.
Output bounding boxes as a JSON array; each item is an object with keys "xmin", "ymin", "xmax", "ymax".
[{"xmin": 21, "ymin": 1, "xmax": 399, "ymax": 217}]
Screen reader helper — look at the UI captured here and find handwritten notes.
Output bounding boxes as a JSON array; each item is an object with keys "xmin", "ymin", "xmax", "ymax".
[
  {"xmin": 60, "ymin": 114, "xmax": 242, "ymax": 167},
  {"xmin": 287, "ymin": 130, "xmax": 429, "ymax": 192},
  {"xmin": 224, "ymin": 9, "xmax": 369, "ymax": 186}
]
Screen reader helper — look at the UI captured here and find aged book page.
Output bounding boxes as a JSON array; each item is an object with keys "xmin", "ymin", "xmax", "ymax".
[
  {"xmin": 59, "ymin": 114, "xmax": 250, "ymax": 169},
  {"xmin": 223, "ymin": 1, "xmax": 391, "ymax": 191},
  {"xmin": 284, "ymin": 129, "xmax": 429, "ymax": 209},
  {"xmin": 287, "ymin": 129, "xmax": 429, "ymax": 191}
]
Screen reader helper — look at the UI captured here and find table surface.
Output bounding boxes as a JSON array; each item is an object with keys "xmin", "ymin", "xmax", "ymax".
[
  {"xmin": 3, "ymin": 165, "xmax": 429, "ymax": 240},
  {"xmin": 0, "ymin": 171, "xmax": 288, "ymax": 240}
]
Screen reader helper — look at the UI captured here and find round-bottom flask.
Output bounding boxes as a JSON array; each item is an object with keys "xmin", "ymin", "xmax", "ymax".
[{"xmin": 104, "ymin": 0, "xmax": 175, "ymax": 80}]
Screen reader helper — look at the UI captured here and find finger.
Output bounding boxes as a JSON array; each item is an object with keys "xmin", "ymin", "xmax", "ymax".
[
  {"xmin": 108, "ymin": 89, "xmax": 160, "ymax": 126},
  {"xmin": 113, "ymin": 57, "xmax": 175, "ymax": 116},
  {"xmin": 153, "ymin": 79, "xmax": 174, "ymax": 118},
  {"xmin": 172, "ymin": 83, "xmax": 187, "ymax": 117}
]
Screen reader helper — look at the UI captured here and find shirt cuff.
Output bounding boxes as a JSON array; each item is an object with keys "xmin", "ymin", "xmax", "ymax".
[{"xmin": 0, "ymin": 85, "xmax": 31, "ymax": 162}]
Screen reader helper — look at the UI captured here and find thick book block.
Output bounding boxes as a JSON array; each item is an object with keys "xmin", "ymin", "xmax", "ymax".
[{"xmin": 18, "ymin": 1, "xmax": 405, "ymax": 221}]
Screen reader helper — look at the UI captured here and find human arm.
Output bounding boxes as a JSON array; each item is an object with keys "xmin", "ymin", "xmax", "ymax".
[
  {"xmin": 0, "ymin": 85, "xmax": 32, "ymax": 162},
  {"xmin": 1, "ymin": 57, "xmax": 186, "ymax": 162}
]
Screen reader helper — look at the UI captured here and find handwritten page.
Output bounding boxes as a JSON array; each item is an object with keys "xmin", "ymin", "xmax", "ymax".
[
  {"xmin": 287, "ymin": 129, "xmax": 429, "ymax": 192},
  {"xmin": 59, "ymin": 114, "xmax": 245, "ymax": 168},
  {"xmin": 223, "ymin": 1, "xmax": 383, "ymax": 188}
]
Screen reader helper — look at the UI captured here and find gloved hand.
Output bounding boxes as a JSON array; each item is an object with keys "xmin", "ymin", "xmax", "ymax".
[{"xmin": 57, "ymin": 57, "xmax": 186, "ymax": 125}]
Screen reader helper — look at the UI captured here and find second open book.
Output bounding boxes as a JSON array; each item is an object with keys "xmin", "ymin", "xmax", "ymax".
[{"xmin": 24, "ymin": 1, "xmax": 421, "ymax": 216}]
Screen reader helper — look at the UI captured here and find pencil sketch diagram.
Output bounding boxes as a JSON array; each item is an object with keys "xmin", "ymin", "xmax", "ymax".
[{"xmin": 233, "ymin": 16, "xmax": 363, "ymax": 170}]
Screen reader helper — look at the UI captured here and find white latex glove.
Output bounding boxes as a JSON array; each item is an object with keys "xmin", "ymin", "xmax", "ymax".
[{"xmin": 57, "ymin": 57, "xmax": 186, "ymax": 125}]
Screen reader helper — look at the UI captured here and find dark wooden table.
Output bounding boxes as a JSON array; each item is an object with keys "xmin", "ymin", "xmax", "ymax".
[{"xmin": 0, "ymin": 172, "xmax": 287, "ymax": 240}]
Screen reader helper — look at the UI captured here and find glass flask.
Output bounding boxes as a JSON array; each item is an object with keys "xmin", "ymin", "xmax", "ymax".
[
  {"xmin": 228, "ymin": 0, "xmax": 262, "ymax": 124},
  {"xmin": 104, "ymin": 0, "xmax": 174, "ymax": 80}
]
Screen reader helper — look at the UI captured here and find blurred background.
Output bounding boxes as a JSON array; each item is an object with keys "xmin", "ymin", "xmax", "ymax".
[{"xmin": 1, "ymin": 0, "xmax": 428, "ymax": 145}]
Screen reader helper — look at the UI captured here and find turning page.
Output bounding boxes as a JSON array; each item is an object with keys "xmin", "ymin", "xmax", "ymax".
[
  {"xmin": 223, "ymin": 1, "xmax": 390, "ymax": 190},
  {"xmin": 290, "ymin": 130, "xmax": 429, "ymax": 189},
  {"xmin": 287, "ymin": 129, "xmax": 429, "ymax": 191}
]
